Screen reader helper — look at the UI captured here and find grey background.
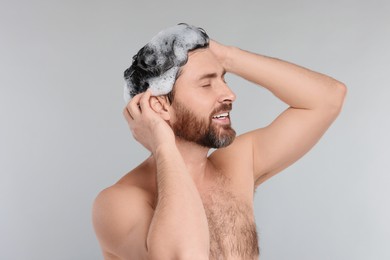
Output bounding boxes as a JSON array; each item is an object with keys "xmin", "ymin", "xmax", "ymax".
[{"xmin": 1, "ymin": 0, "xmax": 389, "ymax": 259}]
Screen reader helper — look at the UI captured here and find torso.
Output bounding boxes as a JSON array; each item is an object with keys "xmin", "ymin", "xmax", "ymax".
[
  {"xmin": 115, "ymin": 153, "xmax": 260, "ymax": 260},
  {"xmin": 200, "ymin": 171, "xmax": 259, "ymax": 260}
]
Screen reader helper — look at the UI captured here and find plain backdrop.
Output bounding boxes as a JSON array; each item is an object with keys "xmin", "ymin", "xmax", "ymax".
[{"xmin": 1, "ymin": 0, "xmax": 389, "ymax": 259}]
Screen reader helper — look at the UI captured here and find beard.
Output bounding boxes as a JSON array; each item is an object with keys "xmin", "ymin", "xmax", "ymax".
[{"xmin": 170, "ymin": 100, "xmax": 236, "ymax": 149}]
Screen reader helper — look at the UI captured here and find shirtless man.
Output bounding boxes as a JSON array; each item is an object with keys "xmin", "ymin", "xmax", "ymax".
[{"xmin": 92, "ymin": 24, "xmax": 346, "ymax": 259}]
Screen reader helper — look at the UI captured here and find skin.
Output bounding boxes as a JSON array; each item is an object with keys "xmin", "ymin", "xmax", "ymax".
[{"xmin": 92, "ymin": 40, "xmax": 347, "ymax": 260}]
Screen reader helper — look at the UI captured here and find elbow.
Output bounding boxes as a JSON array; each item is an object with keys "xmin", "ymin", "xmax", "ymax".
[
  {"xmin": 336, "ymin": 81, "xmax": 347, "ymax": 101},
  {"xmin": 334, "ymin": 81, "xmax": 347, "ymax": 112},
  {"xmin": 324, "ymin": 81, "xmax": 347, "ymax": 116}
]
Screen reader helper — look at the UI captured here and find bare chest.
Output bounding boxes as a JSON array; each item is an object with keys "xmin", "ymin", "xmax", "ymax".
[{"xmin": 201, "ymin": 185, "xmax": 259, "ymax": 260}]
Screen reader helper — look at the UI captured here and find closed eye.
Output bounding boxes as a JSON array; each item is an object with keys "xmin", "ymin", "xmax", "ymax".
[{"xmin": 200, "ymin": 81, "xmax": 212, "ymax": 87}]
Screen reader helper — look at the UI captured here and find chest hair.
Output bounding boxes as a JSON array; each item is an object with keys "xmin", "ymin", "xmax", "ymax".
[{"xmin": 201, "ymin": 175, "xmax": 259, "ymax": 259}]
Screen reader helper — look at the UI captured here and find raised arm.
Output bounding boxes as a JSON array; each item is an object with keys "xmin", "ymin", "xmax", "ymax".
[
  {"xmin": 210, "ymin": 41, "xmax": 347, "ymax": 186},
  {"xmin": 93, "ymin": 90, "xmax": 209, "ymax": 259}
]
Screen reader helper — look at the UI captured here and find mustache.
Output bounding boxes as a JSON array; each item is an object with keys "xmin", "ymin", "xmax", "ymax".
[{"xmin": 210, "ymin": 103, "xmax": 233, "ymax": 117}]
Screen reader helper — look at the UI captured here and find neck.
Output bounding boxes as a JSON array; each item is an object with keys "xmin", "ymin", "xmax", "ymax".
[{"xmin": 174, "ymin": 137, "xmax": 210, "ymax": 186}]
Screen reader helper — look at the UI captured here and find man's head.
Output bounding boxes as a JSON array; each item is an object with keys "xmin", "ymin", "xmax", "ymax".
[
  {"xmin": 168, "ymin": 48, "xmax": 236, "ymax": 148},
  {"xmin": 124, "ymin": 24, "xmax": 236, "ymax": 148},
  {"xmin": 124, "ymin": 23, "xmax": 209, "ymax": 101}
]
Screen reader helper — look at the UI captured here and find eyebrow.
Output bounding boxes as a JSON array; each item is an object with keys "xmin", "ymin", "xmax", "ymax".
[{"xmin": 197, "ymin": 69, "xmax": 226, "ymax": 81}]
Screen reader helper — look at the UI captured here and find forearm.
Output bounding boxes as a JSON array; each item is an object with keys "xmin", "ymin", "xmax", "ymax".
[
  {"xmin": 146, "ymin": 144, "xmax": 209, "ymax": 259},
  {"xmin": 224, "ymin": 47, "xmax": 346, "ymax": 111}
]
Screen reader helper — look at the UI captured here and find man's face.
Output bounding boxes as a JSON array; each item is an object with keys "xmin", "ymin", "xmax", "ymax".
[
  {"xmin": 171, "ymin": 99, "xmax": 235, "ymax": 148},
  {"xmin": 169, "ymin": 48, "xmax": 236, "ymax": 148}
]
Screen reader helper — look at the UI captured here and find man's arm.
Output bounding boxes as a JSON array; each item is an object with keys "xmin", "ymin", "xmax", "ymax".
[
  {"xmin": 93, "ymin": 90, "xmax": 209, "ymax": 259},
  {"xmin": 211, "ymin": 41, "xmax": 347, "ymax": 186},
  {"xmin": 147, "ymin": 143, "xmax": 210, "ymax": 259}
]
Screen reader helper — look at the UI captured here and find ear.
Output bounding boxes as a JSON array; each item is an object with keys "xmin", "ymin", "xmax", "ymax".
[{"xmin": 149, "ymin": 96, "xmax": 171, "ymax": 121}]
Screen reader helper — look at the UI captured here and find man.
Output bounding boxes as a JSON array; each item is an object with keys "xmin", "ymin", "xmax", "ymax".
[{"xmin": 92, "ymin": 24, "xmax": 346, "ymax": 260}]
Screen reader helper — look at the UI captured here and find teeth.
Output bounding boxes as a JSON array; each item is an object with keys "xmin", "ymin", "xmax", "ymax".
[{"xmin": 213, "ymin": 112, "xmax": 229, "ymax": 119}]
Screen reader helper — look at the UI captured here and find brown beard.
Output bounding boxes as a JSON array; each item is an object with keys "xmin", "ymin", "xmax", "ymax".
[{"xmin": 170, "ymin": 100, "xmax": 236, "ymax": 148}]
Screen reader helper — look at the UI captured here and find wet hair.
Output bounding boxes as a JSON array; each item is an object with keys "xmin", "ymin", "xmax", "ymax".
[{"xmin": 123, "ymin": 23, "xmax": 209, "ymax": 102}]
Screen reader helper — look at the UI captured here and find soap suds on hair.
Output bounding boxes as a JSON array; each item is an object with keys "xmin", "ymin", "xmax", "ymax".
[
  {"xmin": 147, "ymin": 66, "xmax": 179, "ymax": 96},
  {"xmin": 123, "ymin": 23, "xmax": 209, "ymax": 102}
]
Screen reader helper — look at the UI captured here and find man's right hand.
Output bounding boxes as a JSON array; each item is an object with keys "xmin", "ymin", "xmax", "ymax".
[{"xmin": 123, "ymin": 89, "xmax": 175, "ymax": 153}]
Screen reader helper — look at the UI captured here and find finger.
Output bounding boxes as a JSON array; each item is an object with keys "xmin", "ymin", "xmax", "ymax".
[
  {"xmin": 127, "ymin": 92, "xmax": 143, "ymax": 118},
  {"xmin": 139, "ymin": 89, "xmax": 152, "ymax": 113},
  {"xmin": 123, "ymin": 107, "xmax": 133, "ymax": 121}
]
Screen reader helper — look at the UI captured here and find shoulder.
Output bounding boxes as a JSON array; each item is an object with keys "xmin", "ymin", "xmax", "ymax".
[
  {"xmin": 93, "ymin": 183, "xmax": 154, "ymax": 214},
  {"xmin": 208, "ymin": 133, "xmax": 256, "ymax": 187},
  {"xmin": 92, "ymin": 183, "xmax": 154, "ymax": 259},
  {"xmin": 92, "ymin": 183, "xmax": 154, "ymax": 236},
  {"xmin": 94, "ymin": 158, "xmax": 156, "ymax": 213},
  {"xmin": 209, "ymin": 132, "xmax": 254, "ymax": 167}
]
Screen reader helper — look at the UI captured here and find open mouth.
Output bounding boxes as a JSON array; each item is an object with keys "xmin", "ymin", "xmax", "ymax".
[
  {"xmin": 212, "ymin": 112, "xmax": 230, "ymax": 124},
  {"xmin": 212, "ymin": 112, "xmax": 229, "ymax": 119}
]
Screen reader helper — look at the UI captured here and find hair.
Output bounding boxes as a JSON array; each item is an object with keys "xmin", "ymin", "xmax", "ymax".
[{"xmin": 123, "ymin": 23, "xmax": 210, "ymax": 99}]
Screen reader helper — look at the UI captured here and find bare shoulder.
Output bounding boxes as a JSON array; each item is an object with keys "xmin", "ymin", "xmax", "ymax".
[
  {"xmin": 209, "ymin": 132, "xmax": 253, "ymax": 167},
  {"xmin": 208, "ymin": 132, "xmax": 256, "ymax": 187},
  {"xmin": 93, "ymin": 182, "xmax": 154, "ymax": 220},
  {"xmin": 92, "ymin": 180, "xmax": 154, "ymax": 259}
]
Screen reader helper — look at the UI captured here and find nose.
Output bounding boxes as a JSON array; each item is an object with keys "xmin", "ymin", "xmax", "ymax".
[{"xmin": 218, "ymin": 82, "xmax": 236, "ymax": 103}]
